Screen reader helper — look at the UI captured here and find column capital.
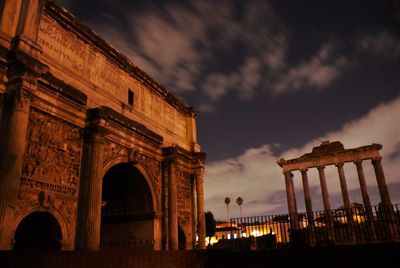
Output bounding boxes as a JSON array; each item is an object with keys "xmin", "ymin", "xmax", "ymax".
[
  {"xmin": 84, "ymin": 125, "xmax": 108, "ymax": 144},
  {"xmin": 283, "ymin": 170, "xmax": 294, "ymax": 176},
  {"xmin": 300, "ymin": 168, "xmax": 308, "ymax": 173},
  {"xmin": 354, "ymin": 160, "xmax": 363, "ymax": 166},
  {"xmin": 5, "ymin": 87, "xmax": 35, "ymax": 113},
  {"xmin": 317, "ymin": 165, "xmax": 325, "ymax": 171},
  {"xmin": 195, "ymin": 168, "xmax": 204, "ymax": 178},
  {"xmin": 335, "ymin": 162, "xmax": 344, "ymax": 168},
  {"xmin": 372, "ymin": 157, "xmax": 382, "ymax": 164}
]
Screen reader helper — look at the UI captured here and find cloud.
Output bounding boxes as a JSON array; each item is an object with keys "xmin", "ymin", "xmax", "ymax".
[
  {"xmin": 273, "ymin": 44, "xmax": 349, "ymax": 93},
  {"xmin": 357, "ymin": 31, "xmax": 400, "ymax": 59},
  {"xmin": 204, "ymin": 95, "xmax": 400, "ymax": 220},
  {"xmin": 82, "ymin": 1, "xmax": 288, "ymax": 109},
  {"xmin": 80, "ymin": 1, "xmax": 400, "ymax": 113}
]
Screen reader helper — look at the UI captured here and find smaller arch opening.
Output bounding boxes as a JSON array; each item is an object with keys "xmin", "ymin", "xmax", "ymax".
[{"xmin": 13, "ymin": 211, "xmax": 62, "ymax": 250}]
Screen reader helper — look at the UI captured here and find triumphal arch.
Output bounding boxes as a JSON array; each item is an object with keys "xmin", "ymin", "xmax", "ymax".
[{"xmin": 0, "ymin": 0, "xmax": 206, "ymax": 250}]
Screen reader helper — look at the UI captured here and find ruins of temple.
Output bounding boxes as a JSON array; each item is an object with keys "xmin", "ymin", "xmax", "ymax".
[
  {"xmin": 277, "ymin": 141, "xmax": 392, "ymax": 229},
  {"xmin": 0, "ymin": 0, "xmax": 206, "ymax": 250}
]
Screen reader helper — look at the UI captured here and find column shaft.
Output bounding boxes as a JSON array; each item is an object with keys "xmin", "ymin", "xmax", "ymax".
[
  {"xmin": 317, "ymin": 166, "xmax": 331, "ymax": 211},
  {"xmin": 354, "ymin": 161, "xmax": 372, "ymax": 209},
  {"xmin": 336, "ymin": 163, "xmax": 351, "ymax": 209},
  {"xmin": 196, "ymin": 169, "xmax": 206, "ymax": 250},
  {"xmin": 0, "ymin": 89, "xmax": 31, "ymax": 249},
  {"xmin": 191, "ymin": 175, "xmax": 197, "ymax": 249},
  {"xmin": 354, "ymin": 160, "xmax": 376, "ymax": 239},
  {"xmin": 284, "ymin": 171, "xmax": 298, "ymax": 229},
  {"xmin": 161, "ymin": 163, "xmax": 169, "ymax": 250},
  {"xmin": 76, "ymin": 131, "xmax": 104, "ymax": 250},
  {"xmin": 168, "ymin": 163, "xmax": 178, "ymax": 250},
  {"xmin": 301, "ymin": 169, "xmax": 314, "ymax": 227},
  {"xmin": 372, "ymin": 157, "xmax": 392, "ymax": 206}
]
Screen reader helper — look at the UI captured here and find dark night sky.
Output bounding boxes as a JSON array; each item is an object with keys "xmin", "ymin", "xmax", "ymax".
[{"xmin": 59, "ymin": 0, "xmax": 400, "ymax": 220}]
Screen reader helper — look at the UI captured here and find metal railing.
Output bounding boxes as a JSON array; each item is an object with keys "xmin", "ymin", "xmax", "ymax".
[{"xmin": 214, "ymin": 204, "xmax": 400, "ymax": 250}]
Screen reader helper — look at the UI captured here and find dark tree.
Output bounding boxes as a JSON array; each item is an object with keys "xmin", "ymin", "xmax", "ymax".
[{"xmin": 205, "ymin": 211, "xmax": 217, "ymax": 239}]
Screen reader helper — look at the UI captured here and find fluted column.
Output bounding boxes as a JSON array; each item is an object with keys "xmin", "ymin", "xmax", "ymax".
[
  {"xmin": 196, "ymin": 168, "xmax": 206, "ymax": 250},
  {"xmin": 191, "ymin": 174, "xmax": 197, "ymax": 249},
  {"xmin": 300, "ymin": 169, "xmax": 314, "ymax": 227},
  {"xmin": 317, "ymin": 166, "xmax": 331, "ymax": 211},
  {"xmin": 336, "ymin": 163, "xmax": 351, "ymax": 209},
  {"xmin": 76, "ymin": 128, "xmax": 106, "ymax": 250},
  {"xmin": 161, "ymin": 163, "xmax": 169, "ymax": 250},
  {"xmin": 284, "ymin": 171, "xmax": 298, "ymax": 229},
  {"xmin": 372, "ymin": 157, "xmax": 392, "ymax": 206},
  {"xmin": 168, "ymin": 162, "xmax": 178, "ymax": 250},
  {"xmin": 0, "ymin": 89, "xmax": 32, "ymax": 249}
]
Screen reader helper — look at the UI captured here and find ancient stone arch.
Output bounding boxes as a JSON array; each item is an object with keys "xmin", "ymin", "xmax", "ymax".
[
  {"xmin": 103, "ymin": 157, "xmax": 160, "ymax": 213},
  {"xmin": 0, "ymin": 1, "xmax": 206, "ymax": 250},
  {"xmin": 12, "ymin": 211, "xmax": 63, "ymax": 250}
]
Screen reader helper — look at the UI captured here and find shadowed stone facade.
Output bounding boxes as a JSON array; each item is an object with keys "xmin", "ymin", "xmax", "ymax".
[{"xmin": 0, "ymin": 0, "xmax": 206, "ymax": 250}]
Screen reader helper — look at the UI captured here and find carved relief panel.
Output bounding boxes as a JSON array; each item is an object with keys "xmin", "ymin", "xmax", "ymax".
[
  {"xmin": 17, "ymin": 108, "xmax": 83, "ymax": 223},
  {"xmin": 176, "ymin": 169, "xmax": 192, "ymax": 238}
]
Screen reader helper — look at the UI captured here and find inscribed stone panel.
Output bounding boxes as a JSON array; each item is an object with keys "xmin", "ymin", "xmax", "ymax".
[{"xmin": 37, "ymin": 14, "xmax": 187, "ymax": 140}]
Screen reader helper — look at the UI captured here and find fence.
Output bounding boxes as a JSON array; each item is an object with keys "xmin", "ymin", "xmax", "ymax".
[{"xmin": 216, "ymin": 204, "xmax": 400, "ymax": 250}]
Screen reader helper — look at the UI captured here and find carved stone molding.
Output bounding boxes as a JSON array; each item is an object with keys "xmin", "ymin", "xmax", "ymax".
[{"xmin": 4, "ymin": 88, "xmax": 33, "ymax": 113}]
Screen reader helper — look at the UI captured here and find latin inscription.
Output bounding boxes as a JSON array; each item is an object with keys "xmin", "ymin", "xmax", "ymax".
[
  {"xmin": 38, "ymin": 14, "xmax": 187, "ymax": 139},
  {"xmin": 20, "ymin": 177, "xmax": 76, "ymax": 196}
]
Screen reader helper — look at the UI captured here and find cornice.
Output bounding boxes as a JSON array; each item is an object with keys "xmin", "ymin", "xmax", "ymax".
[
  {"xmin": 44, "ymin": 1, "xmax": 196, "ymax": 117},
  {"xmin": 87, "ymin": 106, "xmax": 163, "ymax": 146}
]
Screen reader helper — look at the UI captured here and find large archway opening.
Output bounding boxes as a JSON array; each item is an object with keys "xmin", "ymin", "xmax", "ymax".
[
  {"xmin": 101, "ymin": 163, "xmax": 155, "ymax": 249},
  {"xmin": 13, "ymin": 211, "xmax": 62, "ymax": 250}
]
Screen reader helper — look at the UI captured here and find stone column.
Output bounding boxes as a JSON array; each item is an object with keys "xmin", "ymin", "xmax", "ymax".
[
  {"xmin": 191, "ymin": 174, "xmax": 197, "ymax": 249},
  {"xmin": 317, "ymin": 166, "xmax": 334, "ymax": 241},
  {"xmin": 317, "ymin": 166, "xmax": 331, "ymax": 211},
  {"xmin": 300, "ymin": 169, "xmax": 314, "ymax": 227},
  {"xmin": 161, "ymin": 163, "xmax": 169, "ymax": 250},
  {"xmin": 354, "ymin": 160, "xmax": 376, "ymax": 239},
  {"xmin": 372, "ymin": 157, "xmax": 392, "ymax": 206},
  {"xmin": 336, "ymin": 163, "xmax": 351, "ymax": 209},
  {"xmin": 76, "ymin": 127, "xmax": 106, "ymax": 250},
  {"xmin": 196, "ymin": 168, "xmax": 206, "ymax": 250},
  {"xmin": 354, "ymin": 161, "xmax": 372, "ymax": 209},
  {"xmin": 284, "ymin": 171, "xmax": 298, "ymax": 229},
  {"xmin": 168, "ymin": 162, "xmax": 178, "ymax": 250},
  {"xmin": 0, "ymin": 88, "xmax": 32, "ymax": 249}
]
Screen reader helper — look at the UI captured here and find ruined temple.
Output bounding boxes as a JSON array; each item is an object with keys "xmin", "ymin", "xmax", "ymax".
[{"xmin": 0, "ymin": 0, "xmax": 206, "ymax": 250}]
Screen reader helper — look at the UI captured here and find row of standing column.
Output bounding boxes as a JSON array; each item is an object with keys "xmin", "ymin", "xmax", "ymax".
[{"xmin": 284, "ymin": 158, "xmax": 392, "ymax": 227}]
